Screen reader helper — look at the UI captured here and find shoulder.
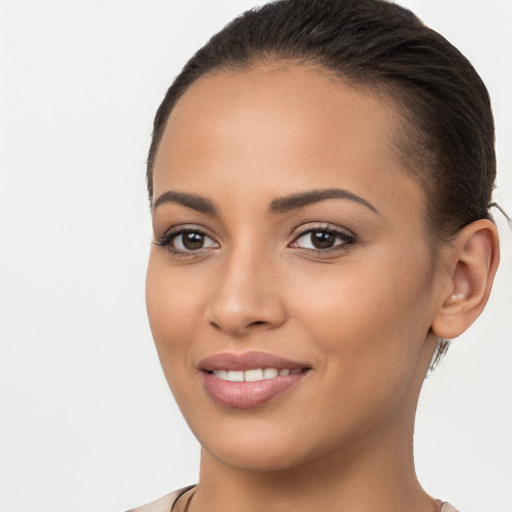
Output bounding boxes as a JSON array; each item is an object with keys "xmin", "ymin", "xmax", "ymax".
[
  {"xmin": 441, "ymin": 503, "xmax": 460, "ymax": 512},
  {"xmin": 126, "ymin": 486, "xmax": 196, "ymax": 512}
]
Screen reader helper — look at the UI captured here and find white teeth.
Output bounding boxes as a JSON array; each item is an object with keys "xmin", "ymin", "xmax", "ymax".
[
  {"xmin": 227, "ymin": 370, "xmax": 244, "ymax": 382},
  {"xmin": 212, "ymin": 367, "xmax": 297, "ymax": 382},
  {"xmin": 263, "ymin": 367, "xmax": 279, "ymax": 379},
  {"xmin": 244, "ymin": 368, "xmax": 264, "ymax": 382}
]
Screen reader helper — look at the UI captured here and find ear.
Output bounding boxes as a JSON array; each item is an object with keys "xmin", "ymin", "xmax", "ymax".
[{"xmin": 431, "ymin": 219, "xmax": 500, "ymax": 340}]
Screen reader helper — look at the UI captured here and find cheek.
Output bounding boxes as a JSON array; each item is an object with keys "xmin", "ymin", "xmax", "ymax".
[
  {"xmin": 145, "ymin": 254, "xmax": 208, "ymax": 378},
  {"xmin": 292, "ymin": 246, "xmax": 434, "ymax": 388},
  {"xmin": 145, "ymin": 257, "xmax": 213, "ymax": 426}
]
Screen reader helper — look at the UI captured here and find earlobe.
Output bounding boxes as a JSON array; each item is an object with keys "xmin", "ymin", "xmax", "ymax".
[{"xmin": 431, "ymin": 219, "xmax": 500, "ymax": 340}]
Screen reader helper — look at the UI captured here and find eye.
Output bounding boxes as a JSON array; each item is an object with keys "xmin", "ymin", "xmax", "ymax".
[
  {"xmin": 172, "ymin": 231, "xmax": 218, "ymax": 251},
  {"xmin": 290, "ymin": 227, "xmax": 356, "ymax": 252},
  {"xmin": 155, "ymin": 228, "xmax": 219, "ymax": 254}
]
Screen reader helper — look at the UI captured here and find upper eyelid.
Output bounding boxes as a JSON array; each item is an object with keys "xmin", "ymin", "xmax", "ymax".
[
  {"xmin": 158, "ymin": 224, "xmax": 216, "ymax": 240},
  {"xmin": 290, "ymin": 222, "xmax": 356, "ymax": 238}
]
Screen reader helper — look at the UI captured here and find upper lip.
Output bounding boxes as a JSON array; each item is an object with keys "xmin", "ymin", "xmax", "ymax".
[{"xmin": 199, "ymin": 351, "xmax": 310, "ymax": 372}]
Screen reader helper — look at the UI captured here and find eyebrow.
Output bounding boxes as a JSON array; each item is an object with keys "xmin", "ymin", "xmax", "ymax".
[
  {"xmin": 153, "ymin": 190, "xmax": 218, "ymax": 215},
  {"xmin": 152, "ymin": 187, "xmax": 379, "ymax": 216},
  {"xmin": 269, "ymin": 188, "xmax": 379, "ymax": 215}
]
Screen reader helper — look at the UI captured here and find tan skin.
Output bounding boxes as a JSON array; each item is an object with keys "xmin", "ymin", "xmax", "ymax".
[{"xmin": 146, "ymin": 65, "xmax": 499, "ymax": 512}]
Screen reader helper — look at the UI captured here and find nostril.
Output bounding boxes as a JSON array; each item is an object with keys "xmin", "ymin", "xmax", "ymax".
[
  {"xmin": 206, "ymin": 296, "xmax": 287, "ymax": 336},
  {"xmin": 249, "ymin": 320, "xmax": 266, "ymax": 326}
]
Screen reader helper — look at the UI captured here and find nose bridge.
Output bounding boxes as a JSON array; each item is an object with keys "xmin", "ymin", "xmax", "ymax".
[{"xmin": 206, "ymin": 236, "xmax": 286, "ymax": 336}]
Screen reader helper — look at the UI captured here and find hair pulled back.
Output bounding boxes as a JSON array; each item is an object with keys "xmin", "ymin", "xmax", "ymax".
[{"xmin": 147, "ymin": 0, "xmax": 496, "ymax": 242}]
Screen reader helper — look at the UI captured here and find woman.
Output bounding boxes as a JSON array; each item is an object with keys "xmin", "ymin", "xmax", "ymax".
[{"xmin": 135, "ymin": 0, "xmax": 501, "ymax": 510}]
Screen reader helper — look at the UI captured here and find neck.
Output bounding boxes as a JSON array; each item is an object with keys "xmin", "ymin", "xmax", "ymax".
[{"xmin": 191, "ymin": 420, "xmax": 437, "ymax": 512}]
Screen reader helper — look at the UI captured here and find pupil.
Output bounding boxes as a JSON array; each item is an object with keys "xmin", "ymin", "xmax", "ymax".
[
  {"xmin": 183, "ymin": 232, "xmax": 204, "ymax": 250},
  {"xmin": 312, "ymin": 231, "xmax": 334, "ymax": 249}
]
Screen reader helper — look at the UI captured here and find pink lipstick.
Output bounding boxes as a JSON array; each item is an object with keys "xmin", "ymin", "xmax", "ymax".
[{"xmin": 199, "ymin": 351, "xmax": 310, "ymax": 408}]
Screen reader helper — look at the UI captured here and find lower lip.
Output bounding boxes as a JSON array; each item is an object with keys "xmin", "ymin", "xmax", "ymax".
[{"xmin": 202, "ymin": 371, "xmax": 308, "ymax": 408}]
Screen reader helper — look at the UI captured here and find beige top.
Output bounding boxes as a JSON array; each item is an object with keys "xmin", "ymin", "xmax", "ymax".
[{"xmin": 127, "ymin": 486, "xmax": 460, "ymax": 512}]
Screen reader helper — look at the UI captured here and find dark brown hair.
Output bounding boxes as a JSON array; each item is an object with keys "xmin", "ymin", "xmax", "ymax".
[{"xmin": 146, "ymin": 0, "xmax": 496, "ymax": 242}]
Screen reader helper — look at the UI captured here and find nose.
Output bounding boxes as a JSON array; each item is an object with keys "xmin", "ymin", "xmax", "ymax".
[{"xmin": 206, "ymin": 246, "xmax": 287, "ymax": 337}]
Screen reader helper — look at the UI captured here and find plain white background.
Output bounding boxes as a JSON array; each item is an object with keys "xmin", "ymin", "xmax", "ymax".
[{"xmin": 0, "ymin": 1, "xmax": 511, "ymax": 511}]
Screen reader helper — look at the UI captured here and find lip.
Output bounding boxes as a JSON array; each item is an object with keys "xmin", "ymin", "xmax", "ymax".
[
  {"xmin": 199, "ymin": 350, "xmax": 308, "ymax": 372},
  {"xmin": 199, "ymin": 351, "xmax": 311, "ymax": 409}
]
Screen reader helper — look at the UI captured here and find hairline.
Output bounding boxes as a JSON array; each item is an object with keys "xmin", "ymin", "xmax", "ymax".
[{"xmin": 148, "ymin": 58, "xmax": 449, "ymax": 254}]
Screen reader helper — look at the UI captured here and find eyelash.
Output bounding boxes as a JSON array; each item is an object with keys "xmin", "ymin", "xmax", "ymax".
[
  {"xmin": 154, "ymin": 226, "xmax": 218, "ymax": 257},
  {"xmin": 290, "ymin": 225, "xmax": 357, "ymax": 255},
  {"xmin": 154, "ymin": 224, "xmax": 357, "ymax": 257}
]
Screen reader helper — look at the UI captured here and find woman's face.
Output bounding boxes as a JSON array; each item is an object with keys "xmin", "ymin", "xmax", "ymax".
[{"xmin": 146, "ymin": 65, "xmax": 443, "ymax": 471}]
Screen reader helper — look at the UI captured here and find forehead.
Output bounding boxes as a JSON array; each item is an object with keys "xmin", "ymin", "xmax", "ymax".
[
  {"xmin": 153, "ymin": 65, "xmax": 425, "ymax": 220},
  {"xmin": 159, "ymin": 65, "xmax": 398, "ymax": 169}
]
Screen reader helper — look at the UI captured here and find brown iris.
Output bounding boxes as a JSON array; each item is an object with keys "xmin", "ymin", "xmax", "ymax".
[
  {"xmin": 311, "ymin": 231, "xmax": 336, "ymax": 249},
  {"xmin": 182, "ymin": 232, "xmax": 205, "ymax": 250}
]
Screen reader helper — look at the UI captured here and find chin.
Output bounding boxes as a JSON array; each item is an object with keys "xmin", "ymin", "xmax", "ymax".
[
  {"xmin": 191, "ymin": 411, "xmax": 347, "ymax": 474},
  {"xmin": 203, "ymin": 438, "xmax": 312, "ymax": 473}
]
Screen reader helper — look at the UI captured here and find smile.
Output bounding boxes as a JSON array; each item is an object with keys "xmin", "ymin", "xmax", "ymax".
[
  {"xmin": 199, "ymin": 351, "xmax": 311, "ymax": 408},
  {"xmin": 212, "ymin": 368, "xmax": 302, "ymax": 382}
]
